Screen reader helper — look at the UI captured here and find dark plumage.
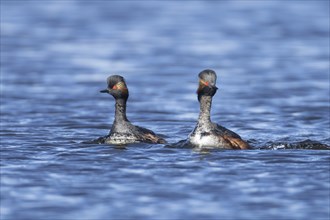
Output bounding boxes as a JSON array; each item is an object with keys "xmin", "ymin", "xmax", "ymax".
[
  {"xmin": 188, "ymin": 69, "xmax": 250, "ymax": 149},
  {"xmin": 99, "ymin": 75, "xmax": 166, "ymax": 145}
]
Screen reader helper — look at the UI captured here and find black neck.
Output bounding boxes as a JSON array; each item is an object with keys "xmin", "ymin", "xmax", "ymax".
[
  {"xmin": 198, "ymin": 95, "xmax": 212, "ymax": 123},
  {"xmin": 114, "ymin": 98, "xmax": 128, "ymax": 122}
]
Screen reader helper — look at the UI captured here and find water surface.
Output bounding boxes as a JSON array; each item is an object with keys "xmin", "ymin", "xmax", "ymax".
[{"xmin": 1, "ymin": 1, "xmax": 329, "ymax": 219}]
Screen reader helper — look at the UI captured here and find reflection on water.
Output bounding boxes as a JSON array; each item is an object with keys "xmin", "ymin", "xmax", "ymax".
[{"xmin": 1, "ymin": 1, "xmax": 329, "ymax": 220}]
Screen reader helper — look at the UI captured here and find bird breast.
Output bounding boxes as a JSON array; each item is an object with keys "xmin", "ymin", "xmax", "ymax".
[{"xmin": 189, "ymin": 132, "xmax": 219, "ymax": 148}]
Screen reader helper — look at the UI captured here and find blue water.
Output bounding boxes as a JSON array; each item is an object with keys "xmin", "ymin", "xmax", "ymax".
[{"xmin": 1, "ymin": 1, "xmax": 329, "ymax": 219}]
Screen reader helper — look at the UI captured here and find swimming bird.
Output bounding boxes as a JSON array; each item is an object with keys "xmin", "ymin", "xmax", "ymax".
[
  {"xmin": 99, "ymin": 75, "xmax": 166, "ymax": 145},
  {"xmin": 188, "ymin": 69, "xmax": 250, "ymax": 149}
]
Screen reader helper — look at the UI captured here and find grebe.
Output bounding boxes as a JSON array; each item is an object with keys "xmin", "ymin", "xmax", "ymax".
[
  {"xmin": 188, "ymin": 69, "xmax": 250, "ymax": 149},
  {"xmin": 99, "ymin": 75, "xmax": 166, "ymax": 145}
]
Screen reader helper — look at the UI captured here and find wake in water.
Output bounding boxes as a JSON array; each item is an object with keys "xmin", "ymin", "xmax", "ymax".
[
  {"xmin": 256, "ymin": 139, "xmax": 330, "ymax": 150},
  {"xmin": 166, "ymin": 139, "xmax": 330, "ymax": 150}
]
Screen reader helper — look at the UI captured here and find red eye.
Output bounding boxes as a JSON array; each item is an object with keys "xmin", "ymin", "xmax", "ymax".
[
  {"xmin": 200, "ymin": 79, "xmax": 209, "ymax": 86},
  {"xmin": 112, "ymin": 85, "xmax": 118, "ymax": 90}
]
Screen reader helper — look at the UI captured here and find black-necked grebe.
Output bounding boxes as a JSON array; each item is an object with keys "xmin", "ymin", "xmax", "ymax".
[
  {"xmin": 188, "ymin": 69, "xmax": 250, "ymax": 149},
  {"xmin": 99, "ymin": 75, "xmax": 166, "ymax": 145}
]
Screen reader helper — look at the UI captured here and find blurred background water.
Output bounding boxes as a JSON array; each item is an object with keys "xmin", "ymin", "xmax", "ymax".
[{"xmin": 1, "ymin": 0, "xmax": 329, "ymax": 219}]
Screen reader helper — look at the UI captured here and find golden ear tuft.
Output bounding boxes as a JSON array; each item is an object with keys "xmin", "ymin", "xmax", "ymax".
[
  {"xmin": 199, "ymin": 79, "xmax": 209, "ymax": 87},
  {"xmin": 113, "ymin": 81, "xmax": 128, "ymax": 91}
]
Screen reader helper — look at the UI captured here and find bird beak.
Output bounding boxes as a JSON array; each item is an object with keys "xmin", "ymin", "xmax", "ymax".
[
  {"xmin": 100, "ymin": 89, "xmax": 109, "ymax": 93},
  {"xmin": 209, "ymin": 84, "xmax": 218, "ymax": 91}
]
